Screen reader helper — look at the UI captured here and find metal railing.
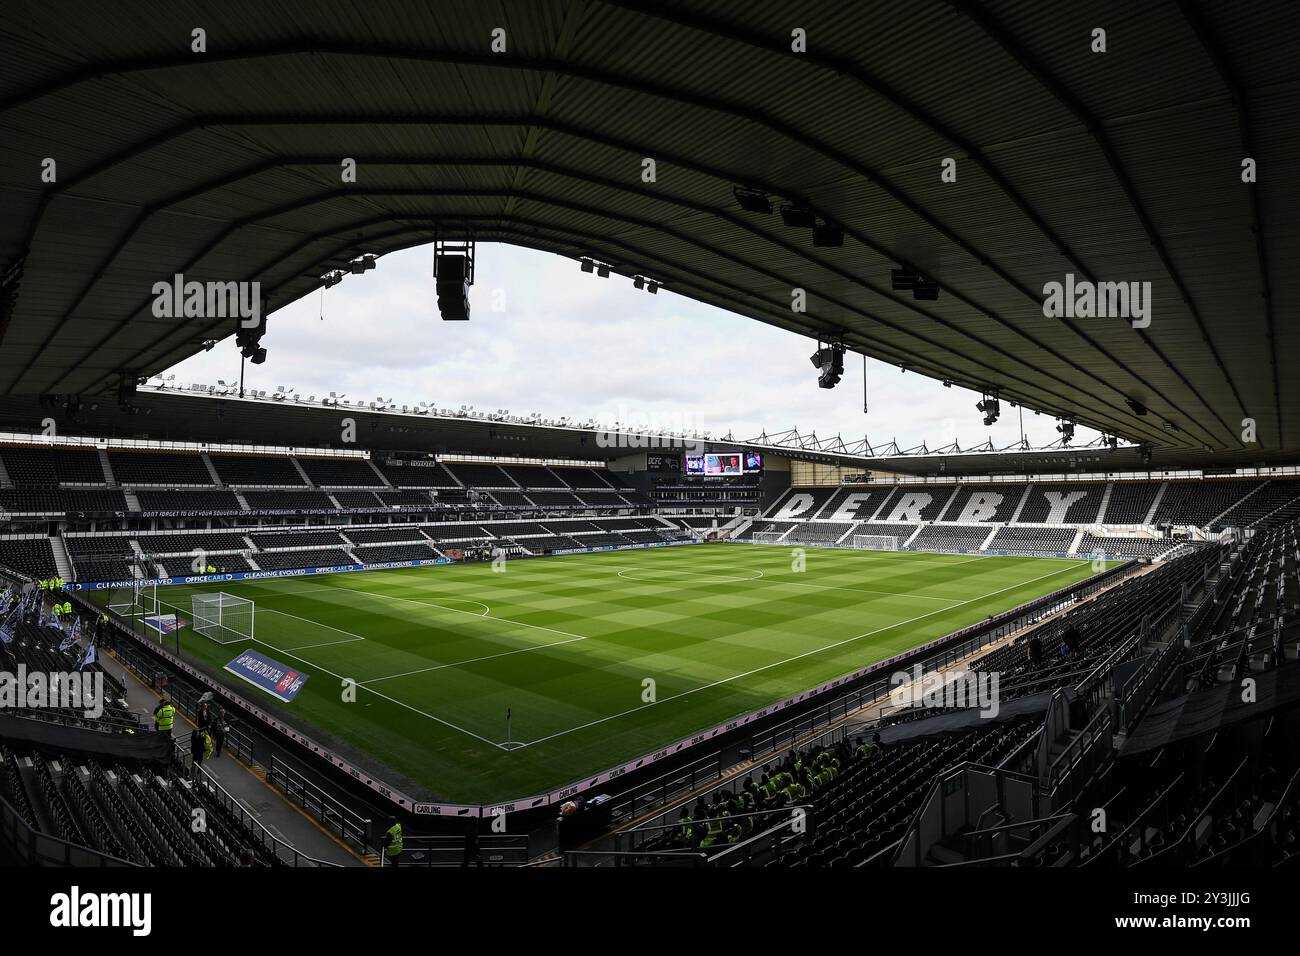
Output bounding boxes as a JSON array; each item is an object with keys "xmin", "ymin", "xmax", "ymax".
[
  {"xmin": 189, "ymin": 755, "xmax": 343, "ymax": 867},
  {"xmin": 267, "ymin": 755, "xmax": 372, "ymax": 854},
  {"xmin": 1135, "ymin": 757, "xmax": 1250, "ymax": 867},
  {"xmin": 603, "ymin": 751, "xmax": 724, "ymax": 827},
  {"xmin": 383, "ymin": 834, "xmax": 530, "ymax": 867},
  {"xmin": 1046, "ymin": 706, "xmax": 1113, "ymax": 802},
  {"xmin": 748, "ymin": 560, "xmax": 1138, "ymax": 759},
  {"xmin": 0, "ymin": 791, "xmax": 136, "ymax": 867},
  {"xmin": 1081, "ymin": 772, "xmax": 1187, "ymax": 867}
]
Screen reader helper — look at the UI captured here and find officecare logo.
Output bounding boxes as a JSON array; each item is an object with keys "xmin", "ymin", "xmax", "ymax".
[{"xmin": 49, "ymin": 886, "xmax": 152, "ymax": 936}]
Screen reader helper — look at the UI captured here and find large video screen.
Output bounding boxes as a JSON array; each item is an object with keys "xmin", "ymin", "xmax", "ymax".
[
  {"xmin": 685, "ymin": 451, "xmax": 762, "ymax": 475},
  {"xmin": 703, "ymin": 453, "xmax": 743, "ymax": 476}
]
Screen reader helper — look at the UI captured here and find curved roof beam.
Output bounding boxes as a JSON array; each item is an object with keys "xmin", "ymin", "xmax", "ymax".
[
  {"xmin": 1175, "ymin": 0, "xmax": 1280, "ymax": 448},
  {"xmin": 29, "ymin": 156, "xmax": 1194, "ymax": 446},
  {"xmin": 81, "ymin": 218, "xmax": 949, "ymax": 399},
  {"xmin": 50, "ymin": 184, "xmax": 1194, "ymax": 449},
  {"xmin": 948, "ymin": 0, "xmax": 1249, "ymax": 443},
  {"xmin": 0, "ymin": 44, "xmax": 1239, "ymax": 444},
  {"xmin": 74, "ymin": 208, "xmax": 1192, "ymax": 451},
  {"xmin": 17, "ymin": 112, "xmax": 1223, "ymax": 444}
]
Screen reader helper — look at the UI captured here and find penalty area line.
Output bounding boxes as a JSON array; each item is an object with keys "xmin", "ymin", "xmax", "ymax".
[{"xmin": 240, "ymin": 637, "xmax": 502, "ymax": 748}]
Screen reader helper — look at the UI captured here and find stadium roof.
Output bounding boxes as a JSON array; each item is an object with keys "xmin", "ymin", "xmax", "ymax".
[
  {"xmin": 1, "ymin": 0, "xmax": 1297, "ymax": 462},
  {"xmin": 0, "ymin": 385, "xmax": 1292, "ymax": 476}
]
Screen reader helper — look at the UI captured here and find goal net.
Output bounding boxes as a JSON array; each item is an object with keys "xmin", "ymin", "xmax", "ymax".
[
  {"xmin": 752, "ymin": 531, "xmax": 790, "ymax": 545},
  {"xmin": 192, "ymin": 592, "xmax": 255, "ymax": 644},
  {"xmin": 850, "ymin": 534, "xmax": 899, "ymax": 551}
]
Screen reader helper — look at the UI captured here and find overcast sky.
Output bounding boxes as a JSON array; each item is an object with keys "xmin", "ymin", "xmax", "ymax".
[{"xmin": 165, "ymin": 243, "xmax": 1098, "ymax": 451}]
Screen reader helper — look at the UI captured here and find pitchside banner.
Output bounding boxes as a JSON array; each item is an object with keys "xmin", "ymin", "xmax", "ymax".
[
  {"xmin": 143, "ymin": 613, "xmax": 190, "ymax": 635},
  {"xmin": 224, "ymin": 649, "xmax": 308, "ymax": 703}
]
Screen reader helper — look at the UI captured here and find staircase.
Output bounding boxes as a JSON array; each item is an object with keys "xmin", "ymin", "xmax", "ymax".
[
  {"xmin": 868, "ymin": 486, "xmax": 900, "ymax": 521},
  {"xmin": 122, "ymin": 488, "xmax": 142, "ymax": 512},
  {"xmin": 0, "ymin": 451, "xmax": 12, "ymax": 489},
  {"xmin": 978, "ymin": 525, "xmax": 999, "ymax": 551},
  {"xmin": 1095, "ymin": 482, "xmax": 1113, "ymax": 524},
  {"xmin": 1008, "ymin": 485, "xmax": 1034, "ymax": 524},
  {"xmin": 1206, "ymin": 480, "xmax": 1268, "ymax": 530},
  {"xmin": 50, "ymin": 536, "xmax": 74, "ymax": 581},
  {"xmin": 1142, "ymin": 481, "xmax": 1168, "ymax": 525},
  {"xmin": 367, "ymin": 460, "xmax": 392, "ymax": 487},
  {"xmin": 97, "ymin": 447, "xmax": 116, "ymax": 486},
  {"xmin": 201, "ymin": 453, "xmax": 224, "ymax": 486},
  {"xmin": 290, "ymin": 456, "xmax": 313, "ymax": 486},
  {"xmin": 233, "ymin": 490, "xmax": 251, "ymax": 511},
  {"xmin": 934, "ymin": 485, "xmax": 964, "ymax": 522}
]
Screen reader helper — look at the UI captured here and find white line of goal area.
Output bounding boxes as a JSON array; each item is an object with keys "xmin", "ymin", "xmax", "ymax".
[{"xmin": 513, "ymin": 560, "xmax": 1093, "ymax": 750}]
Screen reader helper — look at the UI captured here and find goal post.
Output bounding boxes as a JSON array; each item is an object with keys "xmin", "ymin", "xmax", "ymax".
[
  {"xmin": 850, "ymin": 534, "xmax": 899, "ymax": 551},
  {"xmin": 751, "ymin": 531, "xmax": 790, "ymax": 545},
  {"xmin": 192, "ymin": 592, "xmax": 255, "ymax": 644}
]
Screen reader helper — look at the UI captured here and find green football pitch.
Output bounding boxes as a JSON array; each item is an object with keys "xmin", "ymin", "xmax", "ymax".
[{"xmin": 108, "ymin": 544, "xmax": 1105, "ymax": 804}]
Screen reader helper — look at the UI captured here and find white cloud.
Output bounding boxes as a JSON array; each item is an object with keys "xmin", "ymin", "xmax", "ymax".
[{"xmin": 166, "ymin": 243, "xmax": 1099, "ymax": 450}]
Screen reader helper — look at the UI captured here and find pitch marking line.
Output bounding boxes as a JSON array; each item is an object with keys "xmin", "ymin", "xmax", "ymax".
[
  {"xmin": 258, "ymin": 603, "xmax": 369, "ymax": 642},
  {"xmin": 241, "ymin": 637, "xmax": 504, "ymax": 749},
  {"xmin": 282, "ymin": 580, "xmax": 580, "ymax": 643},
  {"xmin": 281, "ymin": 636, "xmax": 367, "ymax": 652},
  {"xmin": 609, "ymin": 564, "xmax": 958, "ymax": 603},
  {"xmin": 361, "ymin": 635, "xmax": 587, "ymax": 685},
  {"xmin": 616, "ymin": 566, "xmax": 764, "ymax": 584},
  {"xmin": 513, "ymin": 561, "xmax": 1092, "ymax": 749}
]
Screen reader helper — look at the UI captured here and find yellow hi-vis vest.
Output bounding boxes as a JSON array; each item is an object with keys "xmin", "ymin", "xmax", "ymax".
[
  {"xmin": 385, "ymin": 823, "xmax": 403, "ymax": 857},
  {"xmin": 155, "ymin": 705, "xmax": 176, "ymax": 731}
]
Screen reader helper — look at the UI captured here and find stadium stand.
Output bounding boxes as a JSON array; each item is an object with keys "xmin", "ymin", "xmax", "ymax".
[
  {"xmin": 296, "ymin": 457, "xmax": 385, "ymax": 487},
  {"xmin": 135, "ymin": 489, "xmax": 243, "ymax": 513},
  {"xmin": 0, "ymin": 538, "xmax": 58, "ymax": 578},
  {"xmin": 1016, "ymin": 483, "xmax": 1105, "ymax": 524},
  {"xmin": 249, "ymin": 531, "xmax": 347, "ymax": 550},
  {"xmin": 0, "ymin": 445, "xmax": 106, "ymax": 485},
  {"xmin": 987, "ymin": 527, "xmax": 1076, "ymax": 555},
  {"xmin": 1078, "ymin": 533, "xmax": 1181, "ymax": 560},
  {"xmin": 499, "ymin": 466, "xmax": 567, "ymax": 488},
  {"xmin": 253, "ymin": 549, "xmax": 353, "ymax": 571},
  {"xmin": 443, "ymin": 463, "xmax": 514, "ymax": 488},
  {"xmin": 374, "ymin": 460, "xmax": 460, "ymax": 488},
  {"xmin": 240, "ymin": 491, "xmax": 336, "ymax": 511},
  {"xmin": 106, "ymin": 450, "xmax": 213, "ymax": 486},
  {"xmin": 1103, "ymin": 482, "xmax": 1162, "ymax": 525},
  {"xmin": 908, "ymin": 525, "xmax": 991, "ymax": 553},
  {"xmin": 136, "ymin": 532, "xmax": 251, "ymax": 554},
  {"xmin": 0, "ymin": 489, "xmax": 127, "ymax": 515},
  {"xmin": 209, "ymin": 454, "xmax": 305, "ymax": 486}
]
